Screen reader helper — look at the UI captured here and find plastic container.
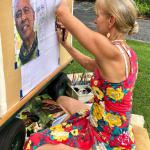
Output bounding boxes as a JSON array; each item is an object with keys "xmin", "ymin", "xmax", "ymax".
[{"xmin": 71, "ymin": 85, "xmax": 93, "ymax": 103}]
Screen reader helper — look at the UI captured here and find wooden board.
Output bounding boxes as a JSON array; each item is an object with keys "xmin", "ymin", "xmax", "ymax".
[
  {"xmin": 0, "ymin": 0, "xmax": 21, "ymax": 115},
  {"xmin": 60, "ymin": 0, "xmax": 73, "ymax": 65}
]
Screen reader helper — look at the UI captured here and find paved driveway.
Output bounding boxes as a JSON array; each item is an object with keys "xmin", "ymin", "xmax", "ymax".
[{"xmin": 74, "ymin": 1, "xmax": 150, "ymax": 43}]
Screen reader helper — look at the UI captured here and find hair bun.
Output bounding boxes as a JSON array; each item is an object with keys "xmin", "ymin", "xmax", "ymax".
[{"xmin": 128, "ymin": 21, "xmax": 139, "ymax": 35}]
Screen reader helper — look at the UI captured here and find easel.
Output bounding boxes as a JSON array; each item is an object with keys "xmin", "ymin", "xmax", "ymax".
[{"xmin": 0, "ymin": 0, "xmax": 73, "ymax": 126}]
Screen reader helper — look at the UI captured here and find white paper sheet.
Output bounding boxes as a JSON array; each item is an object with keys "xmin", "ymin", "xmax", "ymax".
[
  {"xmin": 13, "ymin": 0, "xmax": 62, "ymax": 97},
  {"xmin": 20, "ymin": 0, "xmax": 61, "ymax": 97}
]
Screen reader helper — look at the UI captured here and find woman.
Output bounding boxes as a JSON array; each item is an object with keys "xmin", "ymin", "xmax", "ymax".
[{"xmin": 24, "ymin": 0, "xmax": 139, "ymax": 149}]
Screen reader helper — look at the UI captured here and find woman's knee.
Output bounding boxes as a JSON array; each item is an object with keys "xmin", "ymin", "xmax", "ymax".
[
  {"xmin": 56, "ymin": 96, "xmax": 77, "ymax": 107},
  {"xmin": 56, "ymin": 96, "xmax": 67, "ymax": 104},
  {"xmin": 56, "ymin": 96, "xmax": 89, "ymax": 115}
]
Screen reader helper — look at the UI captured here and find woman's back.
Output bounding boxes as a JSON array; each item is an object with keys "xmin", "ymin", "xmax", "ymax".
[{"xmin": 89, "ymin": 42, "xmax": 138, "ymax": 149}]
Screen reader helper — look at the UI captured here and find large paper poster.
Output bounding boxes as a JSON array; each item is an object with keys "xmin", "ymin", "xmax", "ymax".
[{"xmin": 13, "ymin": 0, "xmax": 61, "ymax": 97}]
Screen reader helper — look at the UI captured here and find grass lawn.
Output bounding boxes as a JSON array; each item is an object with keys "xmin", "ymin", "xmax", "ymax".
[{"xmin": 64, "ymin": 39, "xmax": 150, "ymax": 136}]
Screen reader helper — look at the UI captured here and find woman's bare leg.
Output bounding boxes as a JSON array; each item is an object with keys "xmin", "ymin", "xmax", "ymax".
[
  {"xmin": 56, "ymin": 96, "xmax": 90, "ymax": 115},
  {"xmin": 35, "ymin": 97, "xmax": 91, "ymax": 150}
]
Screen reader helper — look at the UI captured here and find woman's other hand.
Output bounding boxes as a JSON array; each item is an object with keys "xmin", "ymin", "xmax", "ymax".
[
  {"xmin": 56, "ymin": 0, "xmax": 70, "ymax": 18},
  {"xmin": 56, "ymin": 20, "xmax": 68, "ymax": 46}
]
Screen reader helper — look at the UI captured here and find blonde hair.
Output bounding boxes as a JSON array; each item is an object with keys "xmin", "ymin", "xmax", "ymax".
[{"xmin": 95, "ymin": 0, "xmax": 139, "ymax": 35}]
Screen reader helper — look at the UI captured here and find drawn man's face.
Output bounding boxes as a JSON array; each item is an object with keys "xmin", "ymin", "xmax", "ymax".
[{"xmin": 15, "ymin": 0, "xmax": 35, "ymax": 41}]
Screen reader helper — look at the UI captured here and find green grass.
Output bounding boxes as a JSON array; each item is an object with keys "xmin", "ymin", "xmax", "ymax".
[
  {"xmin": 127, "ymin": 40, "xmax": 150, "ymax": 136},
  {"xmin": 64, "ymin": 39, "xmax": 150, "ymax": 136},
  {"xmin": 64, "ymin": 39, "xmax": 94, "ymax": 73}
]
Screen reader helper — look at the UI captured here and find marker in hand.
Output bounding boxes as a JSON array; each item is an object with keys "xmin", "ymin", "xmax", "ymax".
[
  {"xmin": 62, "ymin": 28, "xmax": 66, "ymax": 41},
  {"xmin": 55, "ymin": 20, "xmax": 66, "ymax": 42}
]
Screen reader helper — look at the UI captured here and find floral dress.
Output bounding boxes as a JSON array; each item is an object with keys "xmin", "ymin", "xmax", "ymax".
[{"xmin": 24, "ymin": 45, "xmax": 138, "ymax": 150}]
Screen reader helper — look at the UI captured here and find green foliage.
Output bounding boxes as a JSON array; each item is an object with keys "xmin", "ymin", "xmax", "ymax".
[
  {"xmin": 64, "ymin": 39, "xmax": 150, "ymax": 136},
  {"xmin": 135, "ymin": 0, "xmax": 150, "ymax": 17}
]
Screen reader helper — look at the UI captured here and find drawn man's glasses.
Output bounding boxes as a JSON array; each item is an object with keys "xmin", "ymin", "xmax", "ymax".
[{"xmin": 15, "ymin": 6, "xmax": 33, "ymax": 19}]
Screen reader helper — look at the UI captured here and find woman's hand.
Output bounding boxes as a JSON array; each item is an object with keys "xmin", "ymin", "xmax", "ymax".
[
  {"xmin": 56, "ymin": 0, "xmax": 70, "ymax": 19},
  {"xmin": 56, "ymin": 20, "xmax": 68, "ymax": 46}
]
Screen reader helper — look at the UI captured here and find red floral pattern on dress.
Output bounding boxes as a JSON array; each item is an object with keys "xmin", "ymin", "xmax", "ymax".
[{"xmin": 24, "ymin": 47, "xmax": 138, "ymax": 150}]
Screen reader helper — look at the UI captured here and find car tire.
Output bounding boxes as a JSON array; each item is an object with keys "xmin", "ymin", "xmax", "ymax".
[{"xmin": 0, "ymin": 118, "xmax": 25, "ymax": 150}]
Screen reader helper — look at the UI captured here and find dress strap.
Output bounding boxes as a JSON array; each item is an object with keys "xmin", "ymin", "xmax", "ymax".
[{"xmin": 115, "ymin": 44, "xmax": 129, "ymax": 78}]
